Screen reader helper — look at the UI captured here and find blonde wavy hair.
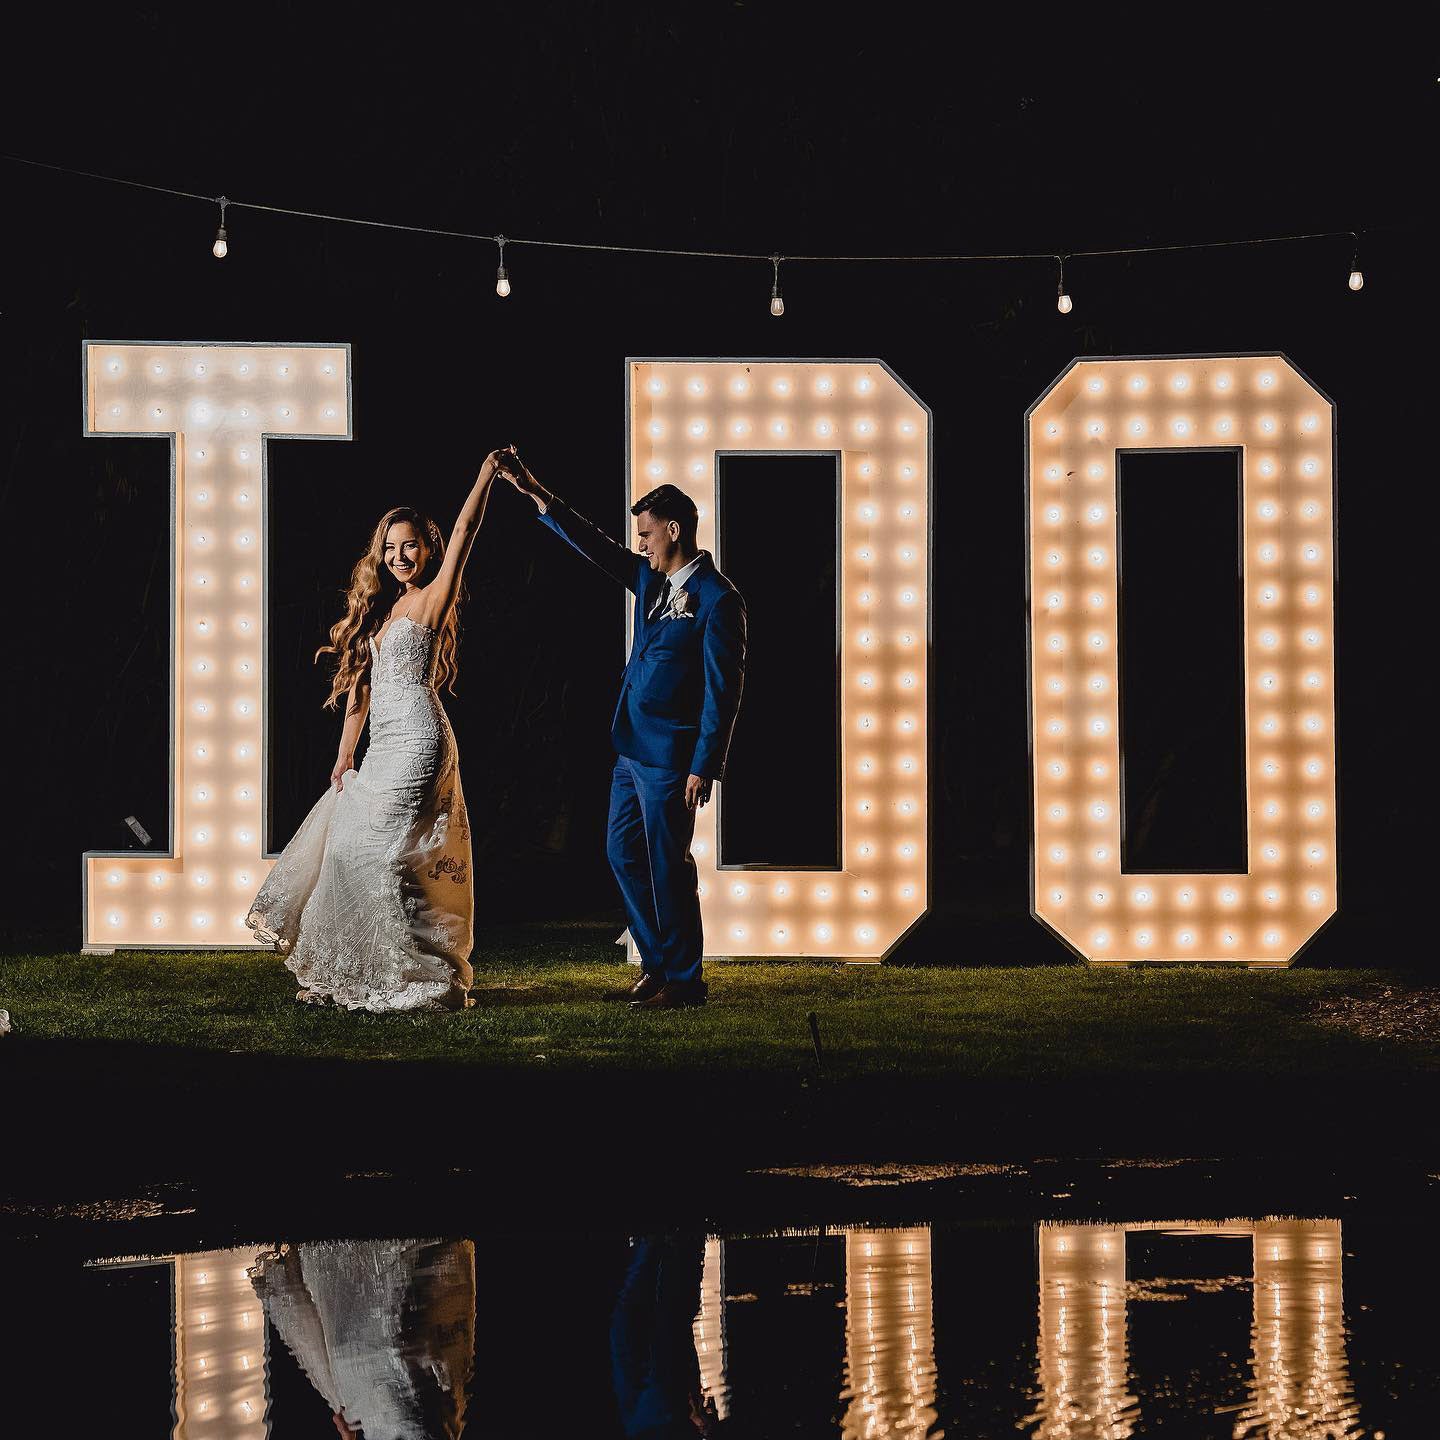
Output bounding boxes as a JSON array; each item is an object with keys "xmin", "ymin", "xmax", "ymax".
[{"xmin": 315, "ymin": 506, "xmax": 465, "ymax": 710}]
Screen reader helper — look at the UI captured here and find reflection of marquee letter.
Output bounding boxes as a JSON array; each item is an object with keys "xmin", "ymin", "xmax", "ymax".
[
  {"xmin": 89, "ymin": 1246, "xmax": 272, "ymax": 1438},
  {"xmin": 1026, "ymin": 355, "xmax": 1338, "ymax": 966},
  {"xmin": 692, "ymin": 1237, "xmax": 731, "ymax": 1422},
  {"xmin": 1031, "ymin": 1219, "xmax": 1358, "ymax": 1439},
  {"xmin": 1242, "ymin": 1220, "xmax": 1359, "ymax": 1437},
  {"xmin": 629, "ymin": 359, "xmax": 932, "ymax": 961},
  {"xmin": 840, "ymin": 1227, "xmax": 938, "ymax": 1439},
  {"xmin": 81, "ymin": 342, "xmax": 352, "ymax": 952},
  {"xmin": 1029, "ymin": 1225, "xmax": 1137, "ymax": 1439}
]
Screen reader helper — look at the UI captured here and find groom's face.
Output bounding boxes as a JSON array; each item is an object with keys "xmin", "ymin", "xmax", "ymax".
[{"xmin": 635, "ymin": 511, "xmax": 681, "ymax": 573}]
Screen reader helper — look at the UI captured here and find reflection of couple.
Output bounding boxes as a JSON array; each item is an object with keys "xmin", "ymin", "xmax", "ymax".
[
  {"xmin": 253, "ymin": 1232, "xmax": 715, "ymax": 1439},
  {"xmin": 247, "ymin": 447, "xmax": 747, "ymax": 1013}
]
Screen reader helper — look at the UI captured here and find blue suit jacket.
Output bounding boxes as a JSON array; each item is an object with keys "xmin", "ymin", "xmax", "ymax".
[{"xmin": 537, "ymin": 498, "xmax": 747, "ymax": 780}]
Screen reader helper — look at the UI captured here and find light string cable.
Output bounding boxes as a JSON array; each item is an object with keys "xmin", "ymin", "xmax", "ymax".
[{"xmin": 1, "ymin": 151, "xmax": 1371, "ymax": 308}]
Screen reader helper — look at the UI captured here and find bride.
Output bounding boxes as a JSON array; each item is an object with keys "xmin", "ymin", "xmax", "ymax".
[{"xmin": 246, "ymin": 448, "xmax": 507, "ymax": 1011}]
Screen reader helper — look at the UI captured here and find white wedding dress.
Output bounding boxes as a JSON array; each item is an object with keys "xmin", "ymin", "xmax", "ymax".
[
  {"xmin": 246, "ymin": 615, "xmax": 475, "ymax": 1011},
  {"xmin": 249, "ymin": 1237, "xmax": 476, "ymax": 1440}
]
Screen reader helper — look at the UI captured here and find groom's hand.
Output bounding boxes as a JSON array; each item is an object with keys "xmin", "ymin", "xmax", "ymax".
[
  {"xmin": 498, "ymin": 446, "xmax": 552, "ymax": 511},
  {"xmin": 685, "ymin": 774, "xmax": 712, "ymax": 810}
]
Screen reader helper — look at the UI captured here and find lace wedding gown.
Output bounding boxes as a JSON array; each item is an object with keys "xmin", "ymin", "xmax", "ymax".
[
  {"xmin": 249, "ymin": 1237, "xmax": 476, "ymax": 1440},
  {"xmin": 246, "ymin": 615, "xmax": 474, "ymax": 1011}
]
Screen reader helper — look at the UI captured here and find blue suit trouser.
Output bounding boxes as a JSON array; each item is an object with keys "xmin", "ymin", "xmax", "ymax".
[{"xmin": 606, "ymin": 754, "xmax": 703, "ymax": 984}]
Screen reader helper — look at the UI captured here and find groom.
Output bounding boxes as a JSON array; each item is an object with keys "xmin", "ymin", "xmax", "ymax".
[{"xmin": 501, "ymin": 450, "xmax": 746, "ymax": 1009}]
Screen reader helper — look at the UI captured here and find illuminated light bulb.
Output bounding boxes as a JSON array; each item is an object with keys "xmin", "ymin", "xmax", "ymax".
[
  {"xmin": 1092, "ymin": 930, "xmax": 1108, "ymax": 947},
  {"xmin": 771, "ymin": 420, "xmax": 786, "ymax": 435},
  {"xmin": 857, "ymin": 376, "xmax": 873, "ymax": 393},
  {"xmin": 1133, "ymin": 888, "xmax": 1152, "ymax": 904},
  {"xmin": 152, "ymin": 874, "xmax": 164, "ymax": 887},
  {"xmin": 1087, "ymin": 419, "xmax": 1103, "ymax": 436},
  {"xmin": 1264, "ymin": 930, "xmax": 1281, "ymax": 946},
  {"xmin": 108, "ymin": 912, "xmax": 121, "ymax": 926},
  {"xmin": 1173, "ymin": 418, "xmax": 1191, "ymax": 436},
  {"xmin": 1348, "ymin": 268, "xmax": 1364, "ymax": 291},
  {"xmin": 774, "ymin": 927, "xmax": 788, "ymax": 940},
  {"xmin": 769, "ymin": 253, "xmax": 784, "ymax": 315},
  {"xmin": 1260, "ymin": 417, "xmax": 1276, "ymax": 433},
  {"xmin": 731, "ymin": 925, "xmax": 746, "ymax": 940},
  {"xmin": 1216, "ymin": 417, "xmax": 1233, "ymax": 435},
  {"xmin": 1178, "ymin": 930, "xmax": 1194, "ymax": 946},
  {"xmin": 816, "ymin": 420, "xmax": 832, "ymax": 437},
  {"xmin": 495, "ymin": 234, "xmax": 512, "ymax": 298},
  {"xmin": 1214, "ymin": 374, "xmax": 1232, "ymax": 390},
  {"xmin": 858, "ymin": 927, "xmax": 875, "ymax": 943},
  {"xmin": 108, "ymin": 404, "xmax": 121, "ymax": 417},
  {"xmin": 774, "ymin": 882, "xmax": 788, "ymax": 897},
  {"xmin": 731, "ymin": 883, "xmax": 747, "ymax": 898},
  {"xmin": 151, "ymin": 913, "xmax": 164, "ymax": 928},
  {"xmin": 1302, "ymin": 458, "xmax": 1320, "ymax": 476},
  {"xmin": 816, "ymin": 924, "xmax": 832, "ymax": 941},
  {"xmin": 816, "ymin": 377, "xmax": 833, "ymax": 394}
]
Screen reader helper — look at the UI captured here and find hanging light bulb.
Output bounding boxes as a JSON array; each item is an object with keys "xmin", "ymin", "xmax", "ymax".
[
  {"xmin": 211, "ymin": 196, "xmax": 228, "ymax": 259},
  {"xmin": 1347, "ymin": 234, "xmax": 1363, "ymax": 291},
  {"xmin": 769, "ymin": 252, "xmax": 784, "ymax": 316},
  {"xmin": 495, "ymin": 235, "xmax": 511, "ymax": 298},
  {"xmin": 1055, "ymin": 255, "xmax": 1072, "ymax": 314}
]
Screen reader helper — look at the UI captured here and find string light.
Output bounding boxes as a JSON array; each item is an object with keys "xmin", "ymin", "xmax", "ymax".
[
  {"xmin": 211, "ymin": 196, "xmax": 228, "ymax": 259},
  {"xmin": 1347, "ymin": 231, "xmax": 1363, "ymax": 291},
  {"xmin": 0, "ymin": 153, "xmax": 1378, "ymax": 310},
  {"xmin": 495, "ymin": 234, "xmax": 511, "ymax": 298}
]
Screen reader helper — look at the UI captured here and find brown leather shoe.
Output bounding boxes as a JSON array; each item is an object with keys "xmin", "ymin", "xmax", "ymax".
[
  {"xmin": 604, "ymin": 970, "xmax": 665, "ymax": 1003},
  {"xmin": 631, "ymin": 978, "xmax": 709, "ymax": 1010}
]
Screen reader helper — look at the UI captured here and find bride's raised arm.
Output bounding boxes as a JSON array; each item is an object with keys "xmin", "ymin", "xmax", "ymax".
[{"xmin": 421, "ymin": 448, "xmax": 507, "ymax": 625}]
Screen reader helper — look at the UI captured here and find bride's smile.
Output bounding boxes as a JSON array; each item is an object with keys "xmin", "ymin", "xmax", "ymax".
[{"xmin": 383, "ymin": 523, "xmax": 431, "ymax": 586}]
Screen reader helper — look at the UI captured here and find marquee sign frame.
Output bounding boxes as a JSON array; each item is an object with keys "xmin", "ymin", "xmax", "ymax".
[
  {"xmin": 625, "ymin": 358, "xmax": 934, "ymax": 963},
  {"xmin": 1025, "ymin": 352, "xmax": 1341, "ymax": 967}
]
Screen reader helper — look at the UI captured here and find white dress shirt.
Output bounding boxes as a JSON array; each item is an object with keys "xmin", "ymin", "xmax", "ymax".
[{"xmin": 647, "ymin": 551, "xmax": 706, "ymax": 619}]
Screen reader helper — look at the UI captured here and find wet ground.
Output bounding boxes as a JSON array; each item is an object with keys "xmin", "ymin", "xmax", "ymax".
[{"xmin": 4, "ymin": 1157, "xmax": 1435, "ymax": 1437}]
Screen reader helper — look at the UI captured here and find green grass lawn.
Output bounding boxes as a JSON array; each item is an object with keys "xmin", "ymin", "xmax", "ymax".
[{"xmin": 2, "ymin": 927, "xmax": 1433, "ymax": 1083}]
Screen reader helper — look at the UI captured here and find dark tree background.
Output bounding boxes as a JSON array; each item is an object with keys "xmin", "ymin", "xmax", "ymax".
[{"xmin": 0, "ymin": 7, "xmax": 1427, "ymax": 961}]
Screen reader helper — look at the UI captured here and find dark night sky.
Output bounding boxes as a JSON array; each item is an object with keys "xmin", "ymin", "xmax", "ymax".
[{"xmin": 0, "ymin": 7, "xmax": 1430, "ymax": 958}]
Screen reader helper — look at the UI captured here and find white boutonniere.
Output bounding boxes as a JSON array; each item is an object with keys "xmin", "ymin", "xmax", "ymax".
[{"xmin": 664, "ymin": 586, "xmax": 696, "ymax": 620}]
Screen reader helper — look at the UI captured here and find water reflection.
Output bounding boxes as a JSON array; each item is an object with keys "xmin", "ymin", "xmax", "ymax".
[
  {"xmin": 1026, "ymin": 1220, "xmax": 1361, "ymax": 1440},
  {"xmin": 83, "ymin": 1215, "xmax": 1376, "ymax": 1437},
  {"xmin": 248, "ymin": 1238, "xmax": 475, "ymax": 1440}
]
